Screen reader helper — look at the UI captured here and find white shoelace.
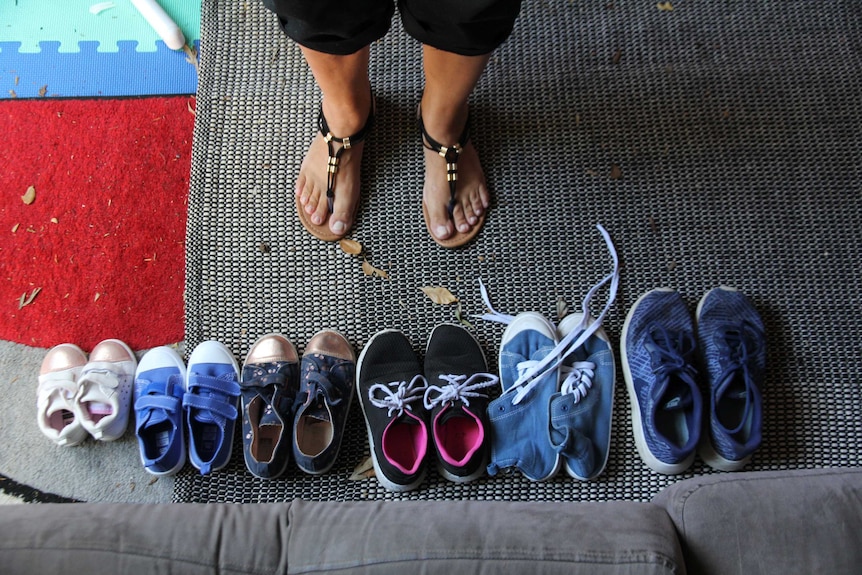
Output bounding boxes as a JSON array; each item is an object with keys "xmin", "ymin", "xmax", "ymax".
[
  {"xmin": 368, "ymin": 374, "xmax": 428, "ymax": 417},
  {"xmin": 478, "ymin": 224, "xmax": 620, "ymax": 405},
  {"xmin": 423, "ymin": 373, "xmax": 499, "ymax": 410},
  {"xmin": 559, "ymin": 361, "xmax": 596, "ymax": 403}
]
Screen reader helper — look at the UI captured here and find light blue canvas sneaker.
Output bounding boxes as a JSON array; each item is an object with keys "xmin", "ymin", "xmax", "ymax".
[
  {"xmin": 696, "ymin": 286, "xmax": 765, "ymax": 471},
  {"xmin": 621, "ymin": 289, "xmax": 702, "ymax": 475},
  {"xmin": 487, "ymin": 312, "xmax": 562, "ymax": 482},
  {"xmin": 549, "ymin": 313, "xmax": 615, "ymax": 480},
  {"xmin": 134, "ymin": 346, "xmax": 187, "ymax": 476},
  {"xmin": 183, "ymin": 341, "xmax": 241, "ymax": 475}
]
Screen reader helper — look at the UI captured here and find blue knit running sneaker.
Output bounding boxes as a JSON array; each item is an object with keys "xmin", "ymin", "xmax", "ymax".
[
  {"xmin": 622, "ymin": 289, "xmax": 702, "ymax": 474},
  {"xmin": 696, "ymin": 286, "xmax": 765, "ymax": 471}
]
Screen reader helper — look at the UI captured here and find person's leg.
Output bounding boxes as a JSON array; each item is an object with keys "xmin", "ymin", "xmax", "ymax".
[
  {"xmin": 261, "ymin": 0, "xmax": 392, "ymax": 239},
  {"xmin": 420, "ymin": 48, "xmax": 490, "ymax": 241},
  {"xmin": 400, "ymin": 0, "xmax": 523, "ymax": 244},
  {"xmin": 295, "ymin": 47, "xmax": 372, "ymax": 237}
]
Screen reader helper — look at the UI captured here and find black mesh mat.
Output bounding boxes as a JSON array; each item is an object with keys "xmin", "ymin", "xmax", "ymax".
[{"xmin": 178, "ymin": 0, "xmax": 862, "ymax": 503}]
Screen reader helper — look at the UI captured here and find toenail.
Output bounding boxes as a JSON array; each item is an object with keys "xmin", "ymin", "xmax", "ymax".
[
  {"xmin": 332, "ymin": 221, "xmax": 346, "ymax": 234},
  {"xmin": 312, "ymin": 215, "xmax": 323, "ymax": 225},
  {"xmin": 435, "ymin": 225, "xmax": 449, "ymax": 238}
]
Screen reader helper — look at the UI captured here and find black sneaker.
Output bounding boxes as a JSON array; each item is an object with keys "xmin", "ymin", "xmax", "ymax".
[
  {"xmin": 423, "ymin": 324, "xmax": 498, "ymax": 482},
  {"xmin": 356, "ymin": 330, "xmax": 429, "ymax": 492}
]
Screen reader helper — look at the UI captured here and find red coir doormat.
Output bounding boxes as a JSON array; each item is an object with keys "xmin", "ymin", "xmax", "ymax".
[{"xmin": 1, "ymin": 97, "xmax": 193, "ymax": 351}]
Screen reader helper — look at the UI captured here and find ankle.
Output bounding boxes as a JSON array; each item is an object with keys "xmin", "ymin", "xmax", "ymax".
[
  {"xmin": 419, "ymin": 98, "xmax": 469, "ymax": 145},
  {"xmin": 321, "ymin": 92, "xmax": 372, "ymax": 137}
]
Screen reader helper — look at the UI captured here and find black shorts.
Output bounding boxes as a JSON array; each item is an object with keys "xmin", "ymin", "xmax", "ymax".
[{"xmin": 262, "ymin": 0, "xmax": 523, "ymax": 56}]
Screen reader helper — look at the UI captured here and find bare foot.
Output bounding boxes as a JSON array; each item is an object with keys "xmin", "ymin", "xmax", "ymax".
[
  {"xmin": 420, "ymin": 112, "xmax": 490, "ymax": 242},
  {"xmin": 295, "ymin": 100, "xmax": 370, "ymax": 238}
]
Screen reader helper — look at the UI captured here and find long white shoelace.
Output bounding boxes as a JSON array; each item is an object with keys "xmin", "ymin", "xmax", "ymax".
[
  {"xmin": 368, "ymin": 374, "xmax": 428, "ymax": 417},
  {"xmin": 423, "ymin": 373, "xmax": 499, "ymax": 410},
  {"xmin": 477, "ymin": 224, "xmax": 620, "ymax": 405}
]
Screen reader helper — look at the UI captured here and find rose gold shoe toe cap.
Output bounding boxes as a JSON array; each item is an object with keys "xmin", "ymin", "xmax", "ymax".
[
  {"xmin": 40, "ymin": 344, "xmax": 88, "ymax": 376},
  {"xmin": 246, "ymin": 334, "xmax": 298, "ymax": 364},
  {"xmin": 304, "ymin": 330, "xmax": 354, "ymax": 361}
]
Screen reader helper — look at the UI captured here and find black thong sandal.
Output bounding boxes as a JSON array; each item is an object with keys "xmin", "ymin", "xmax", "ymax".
[
  {"xmin": 418, "ymin": 108, "xmax": 486, "ymax": 249},
  {"xmin": 295, "ymin": 101, "xmax": 374, "ymax": 242}
]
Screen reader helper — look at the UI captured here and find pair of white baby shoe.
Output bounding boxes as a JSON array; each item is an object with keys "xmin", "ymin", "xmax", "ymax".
[{"xmin": 36, "ymin": 339, "xmax": 137, "ymax": 446}]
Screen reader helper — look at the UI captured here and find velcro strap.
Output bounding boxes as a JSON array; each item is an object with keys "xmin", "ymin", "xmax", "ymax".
[
  {"xmin": 188, "ymin": 374, "xmax": 240, "ymax": 396},
  {"xmin": 182, "ymin": 393, "xmax": 238, "ymax": 420}
]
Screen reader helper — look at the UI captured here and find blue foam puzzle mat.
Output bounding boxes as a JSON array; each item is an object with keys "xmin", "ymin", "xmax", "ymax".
[{"xmin": 1, "ymin": 1, "xmax": 200, "ymax": 98}]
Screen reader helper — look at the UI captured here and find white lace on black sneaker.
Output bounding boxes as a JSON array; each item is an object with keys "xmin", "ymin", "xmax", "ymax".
[
  {"xmin": 478, "ymin": 223, "xmax": 620, "ymax": 406},
  {"xmin": 423, "ymin": 373, "xmax": 498, "ymax": 410},
  {"xmin": 368, "ymin": 374, "xmax": 428, "ymax": 417}
]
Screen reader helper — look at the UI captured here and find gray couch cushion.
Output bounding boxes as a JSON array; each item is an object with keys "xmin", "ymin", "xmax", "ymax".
[
  {"xmin": 287, "ymin": 499, "xmax": 685, "ymax": 574},
  {"xmin": 0, "ymin": 502, "xmax": 290, "ymax": 575},
  {"xmin": 653, "ymin": 467, "xmax": 862, "ymax": 575}
]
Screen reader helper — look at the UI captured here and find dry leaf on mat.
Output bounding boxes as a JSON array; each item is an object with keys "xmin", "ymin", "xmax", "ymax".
[
  {"xmin": 339, "ymin": 239, "xmax": 364, "ymax": 255},
  {"xmin": 348, "ymin": 456, "xmax": 376, "ymax": 480},
  {"xmin": 556, "ymin": 297, "xmax": 569, "ymax": 321},
  {"xmin": 454, "ymin": 302, "xmax": 474, "ymax": 329},
  {"xmin": 421, "ymin": 286, "xmax": 458, "ymax": 305},
  {"xmin": 657, "ymin": 2, "xmax": 674, "ymax": 11},
  {"xmin": 362, "ymin": 259, "xmax": 389, "ymax": 279},
  {"xmin": 18, "ymin": 287, "xmax": 41, "ymax": 310},
  {"xmin": 21, "ymin": 186, "xmax": 36, "ymax": 205}
]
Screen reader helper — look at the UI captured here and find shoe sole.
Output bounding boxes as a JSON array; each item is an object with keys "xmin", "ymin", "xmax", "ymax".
[
  {"xmin": 620, "ymin": 289, "xmax": 695, "ymax": 475},
  {"xmin": 135, "ymin": 346, "xmax": 187, "ymax": 476},
  {"xmin": 187, "ymin": 341, "xmax": 240, "ymax": 474},
  {"xmin": 557, "ymin": 312, "xmax": 615, "ymax": 481},
  {"xmin": 695, "ymin": 286, "xmax": 752, "ymax": 472},
  {"xmin": 356, "ymin": 329, "xmax": 425, "ymax": 492}
]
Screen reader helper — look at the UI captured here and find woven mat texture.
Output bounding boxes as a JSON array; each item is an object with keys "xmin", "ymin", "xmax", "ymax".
[{"xmin": 179, "ymin": 0, "xmax": 862, "ymax": 503}]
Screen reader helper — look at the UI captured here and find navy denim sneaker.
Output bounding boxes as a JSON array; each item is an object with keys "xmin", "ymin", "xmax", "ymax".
[
  {"xmin": 696, "ymin": 286, "xmax": 765, "ymax": 471},
  {"xmin": 423, "ymin": 324, "xmax": 498, "ymax": 483},
  {"xmin": 240, "ymin": 334, "xmax": 299, "ymax": 479},
  {"xmin": 487, "ymin": 312, "xmax": 561, "ymax": 482},
  {"xmin": 134, "ymin": 346, "xmax": 187, "ymax": 476},
  {"xmin": 183, "ymin": 341, "xmax": 241, "ymax": 475},
  {"xmin": 356, "ymin": 330, "xmax": 429, "ymax": 492},
  {"xmin": 293, "ymin": 330, "xmax": 356, "ymax": 475},
  {"xmin": 621, "ymin": 289, "xmax": 702, "ymax": 475},
  {"xmin": 549, "ymin": 313, "xmax": 616, "ymax": 480}
]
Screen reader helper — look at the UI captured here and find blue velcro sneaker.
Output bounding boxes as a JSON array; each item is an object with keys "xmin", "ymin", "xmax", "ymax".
[
  {"xmin": 183, "ymin": 341, "xmax": 241, "ymax": 475},
  {"xmin": 696, "ymin": 286, "xmax": 766, "ymax": 471},
  {"xmin": 134, "ymin": 346, "xmax": 187, "ymax": 476},
  {"xmin": 549, "ymin": 313, "xmax": 616, "ymax": 480},
  {"xmin": 293, "ymin": 330, "xmax": 356, "ymax": 476},
  {"xmin": 622, "ymin": 289, "xmax": 703, "ymax": 475},
  {"xmin": 240, "ymin": 334, "xmax": 299, "ymax": 479},
  {"xmin": 487, "ymin": 313, "xmax": 562, "ymax": 481}
]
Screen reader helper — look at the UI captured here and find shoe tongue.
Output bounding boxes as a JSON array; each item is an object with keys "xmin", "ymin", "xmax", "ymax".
[
  {"xmin": 659, "ymin": 378, "xmax": 694, "ymax": 411},
  {"xmin": 88, "ymin": 402, "xmax": 114, "ymax": 415},
  {"xmin": 437, "ymin": 403, "xmax": 469, "ymax": 425},
  {"xmin": 194, "ymin": 410, "xmax": 216, "ymax": 424},
  {"xmin": 139, "ymin": 407, "xmax": 170, "ymax": 428},
  {"xmin": 300, "ymin": 401, "xmax": 330, "ymax": 424},
  {"xmin": 259, "ymin": 402, "xmax": 285, "ymax": 426}
]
